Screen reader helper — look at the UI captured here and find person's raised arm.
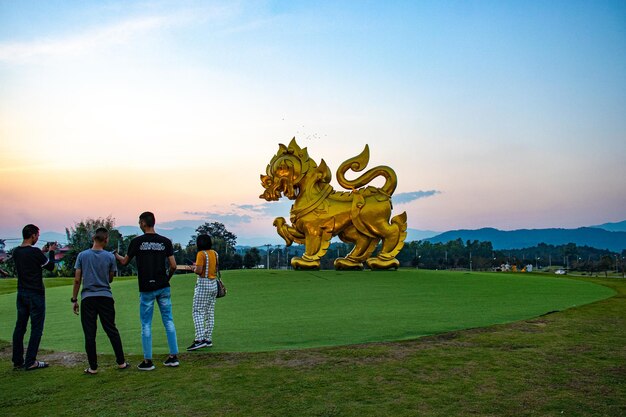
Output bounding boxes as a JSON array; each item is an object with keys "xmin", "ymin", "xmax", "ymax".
[
  {"xmin": 72, "ymin": 269, "xmax": 82, "ymax": 315},
  {"xmin": 167, "ymin": 255, "xmax": 177, "ymax": 281},
  {"xmin": 115, "ymin": 251, "xmax": 130, "ymax": 266},
  {"xmin": 42, "ymin": 243, "xmax": 58, "ymax": 272}
]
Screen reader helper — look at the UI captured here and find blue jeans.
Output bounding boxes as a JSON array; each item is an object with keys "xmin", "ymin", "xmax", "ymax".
[
  {"xmin": 139, "ymin": 287, "xmax": 178, "ymax": 359},
  {"xmin": 12, "ymin": 290, "xmax": 46, "ymax": 368}
]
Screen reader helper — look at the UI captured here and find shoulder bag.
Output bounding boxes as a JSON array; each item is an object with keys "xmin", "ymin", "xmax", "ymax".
[{"xmin": 204, "ymin": 250, "xmax": 227, "ymax": 298}]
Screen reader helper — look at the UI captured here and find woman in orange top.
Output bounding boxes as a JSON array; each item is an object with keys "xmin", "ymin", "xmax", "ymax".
[{"xmin": 187, "ymin": 234, "xmax": 219, "ymax": 351}]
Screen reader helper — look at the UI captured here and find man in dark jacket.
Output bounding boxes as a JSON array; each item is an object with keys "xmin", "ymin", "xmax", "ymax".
[{"xmin": 12, "ymin": 224, "xmax": 56, "ymax": 370}]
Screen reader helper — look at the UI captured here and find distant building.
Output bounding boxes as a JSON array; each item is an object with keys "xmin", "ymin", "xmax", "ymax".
[{"xmin": 55, "ymin": 245, "xmax": 71, "ymax": 262}]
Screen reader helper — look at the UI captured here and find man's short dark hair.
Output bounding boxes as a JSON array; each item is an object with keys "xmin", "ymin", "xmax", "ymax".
[
  {"xmin": 139, "ymin": 212, "xmax": 155, "ymax": 228},
  {"xmin": 22, "ymin": 224, "xmax": 39, "ymax": 239},
  {"xmin": 197, "ymin": 234, "xmax": 212, "ymax": 251},
  {"xmin": 94, "ymin": 227, "xmax": 109, "ymax": 243}
]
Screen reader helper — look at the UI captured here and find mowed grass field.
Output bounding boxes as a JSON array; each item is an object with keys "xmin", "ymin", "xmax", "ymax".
[
  {"xmin": 0, "ymin": 270, "xmax": 624, "ymax": 417},
  {"xmin": 0, "ymin": 269, "xmax": 614, "ymax": 353}
]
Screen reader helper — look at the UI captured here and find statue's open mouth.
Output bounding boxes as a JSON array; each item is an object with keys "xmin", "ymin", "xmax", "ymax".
[{"xmin": 260, "ymin": 175, "xmax": 298, "ymax": 201}]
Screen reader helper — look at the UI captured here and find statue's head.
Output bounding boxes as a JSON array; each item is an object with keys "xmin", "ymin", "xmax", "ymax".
[{"xmin": 260, "ymin": 138, "xmax": 313, "ymax": 201}]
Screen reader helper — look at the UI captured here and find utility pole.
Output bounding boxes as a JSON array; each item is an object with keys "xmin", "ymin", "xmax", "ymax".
[
  {"xmin": 469, "ymin": 251, "xmax": 472, "ymax": 272},
  {"xmin": 264, "ymin": 244, "xmax": 272, "ymax": 269}
]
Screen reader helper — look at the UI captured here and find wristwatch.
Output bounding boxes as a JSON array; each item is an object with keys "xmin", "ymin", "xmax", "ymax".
[{"xmin": 71, "ymin": 298, "xmax": 78, "ymax": 303}]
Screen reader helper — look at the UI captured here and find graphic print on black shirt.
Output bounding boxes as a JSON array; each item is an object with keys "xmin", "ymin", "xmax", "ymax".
[{"xmin": 127, "ymin": 233, "xmax": 174, "ymax": 292}]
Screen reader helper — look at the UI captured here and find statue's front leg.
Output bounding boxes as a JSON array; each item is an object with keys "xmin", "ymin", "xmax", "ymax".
[
  {"xmin": 291, "ymin": 218, "xmax": 334, "ymax": 270},
  {"xmin": 273, "ymin": 217, "xmax": 305, "ymax": 246}
]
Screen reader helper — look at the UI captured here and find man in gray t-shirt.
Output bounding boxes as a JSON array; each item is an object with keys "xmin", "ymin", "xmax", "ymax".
[
  {"xmin": 72, "ymin": 227, "xmax": 128, "ymax": 374},
  {"xmin": 75, "ymin": 249, "xmax": 116, "ymax": 299}
]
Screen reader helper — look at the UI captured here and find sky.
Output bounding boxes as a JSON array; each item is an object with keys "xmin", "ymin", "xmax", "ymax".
[{"xmin": 1, "ymin": 0, "xmax": 625, "ymax": 242}]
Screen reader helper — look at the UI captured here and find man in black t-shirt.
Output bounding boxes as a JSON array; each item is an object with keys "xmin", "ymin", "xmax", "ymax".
[
  {"xmin": 116, "ymin": 211, "xmax": 179, "ymax": 370},
  {"xmin": 12, "ymin": 224, "xmax": 57, "ymax": 370}
]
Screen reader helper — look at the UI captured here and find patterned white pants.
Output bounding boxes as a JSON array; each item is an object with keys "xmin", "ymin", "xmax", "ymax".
[{"xmin": 192, "ymin": 278, "xmax": 218, "ymax": 341}]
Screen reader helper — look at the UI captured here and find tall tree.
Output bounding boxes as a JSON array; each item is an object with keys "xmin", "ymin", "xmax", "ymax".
[
  {"xmin": 189, "ymin": 222, "xmax": 237, "ymax": 252},
  {"xmin": 243, "ymin": 247, "xmax": 261, "ymax": 269},
  {"xmin": 188, "ymin": 222, "xmax": 238, "ymax": 269}
]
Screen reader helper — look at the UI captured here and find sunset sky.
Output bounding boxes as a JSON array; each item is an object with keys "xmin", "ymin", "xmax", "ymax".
[{"xmin": 1, "ymin": 1, "xmax": 625, "ymax": 242}]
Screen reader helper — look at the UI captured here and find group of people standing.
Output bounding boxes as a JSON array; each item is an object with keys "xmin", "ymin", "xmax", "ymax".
[{"xmin": 11, "ymin": 211, "xmax": 221, "ymax": 373}]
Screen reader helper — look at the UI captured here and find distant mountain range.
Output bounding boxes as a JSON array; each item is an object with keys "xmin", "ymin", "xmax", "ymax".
[
  {"xmin": 426, "ymin": 226, "xmax": 626, "ymax": 252},
  {"xmin": 406, "ymin": 228, "xmax": 439, "ymax": 242},
  {"xmin": 3, "ymin": 221, "xmax": 625, "ymax": 252},
  {"xmin": 590, "ymin": 220, "xmax": 626, "ymax": 232}
]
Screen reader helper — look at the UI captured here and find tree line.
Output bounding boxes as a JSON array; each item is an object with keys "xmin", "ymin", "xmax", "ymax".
[
  {"xmin": 2, "ymin": 217, "xmax": 625, "ymax": 276},
  {"xmin": 394, "ymin": 239, "xmax": 625, "ymax": 273}
]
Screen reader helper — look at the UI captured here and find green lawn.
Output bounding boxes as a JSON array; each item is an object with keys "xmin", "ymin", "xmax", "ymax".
[
  {"xmin": 0, "ymin": 269, "xmax": 614, "ymax": 354},
  {"xmin": 1, "ymin": 271, "xmax": 624, "ymax": 417}
]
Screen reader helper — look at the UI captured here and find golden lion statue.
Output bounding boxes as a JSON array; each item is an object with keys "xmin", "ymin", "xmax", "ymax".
[{"xmin": 260, "ymin": 138, "xmax": 407, "ymax": 270}]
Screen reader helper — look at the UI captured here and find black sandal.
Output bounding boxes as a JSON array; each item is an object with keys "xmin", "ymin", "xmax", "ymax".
[
  {"xmin": 84, "ymin": 367, "xmax": 98, "ymax": 375},
  {"xmin": 118, "ymin": 362, "xmax": 130, "ymax": 370}
]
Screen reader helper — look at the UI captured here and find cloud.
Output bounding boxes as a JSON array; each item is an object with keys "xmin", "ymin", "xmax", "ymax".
[
  {"xmin": 0, "ymin": 4, "xmax": 238, "ymax": 63},
  {"xmin": 393, "ymin": 190, "xmax": 441, "ymax": 204},
  {"xmin": 234, "ymin": 204, "xmax": 261, "ymax": 211},
  {"xmin": 233, "ymin": 191, "xmax": 438, "ymax": 215},
  {"xmin": 169, "ymin": 190, "xmax": 435, "ymax": 231},
  {"xmin": 182, "ymin": 211, "xmax": 253, "ymax": 224},
  {"xmin": 0, "ymin": 16, "xmax": 173, "ymax": 62},
  {"xmin": 157, "ymin": 201, "xmax": 292, "ymax": 233},
  {"xmin": 157, "ymin": 219, "xmax": 205, "ymax": 229},
  {"xmin": 231, "ymin": 200, "xmax": 293, "ymax": 218}
]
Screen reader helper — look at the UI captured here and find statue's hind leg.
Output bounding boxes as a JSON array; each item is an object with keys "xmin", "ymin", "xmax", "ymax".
[
  {"xmin": 366, "ymin": 212, "xmax": 408, "ymax": 270},
  {"xmin": 334, "ymin": 226, "xmax": 379, "ymax": 270}
]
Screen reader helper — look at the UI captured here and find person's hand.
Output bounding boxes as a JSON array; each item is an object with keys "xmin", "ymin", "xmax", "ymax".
[
  {"xmin": 49, "ymin": 242, "xmax": 59, "ymax": 252},
  {"xmin": 73, "ymin": 301, "xmax": 79, "ymax": 315}
]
